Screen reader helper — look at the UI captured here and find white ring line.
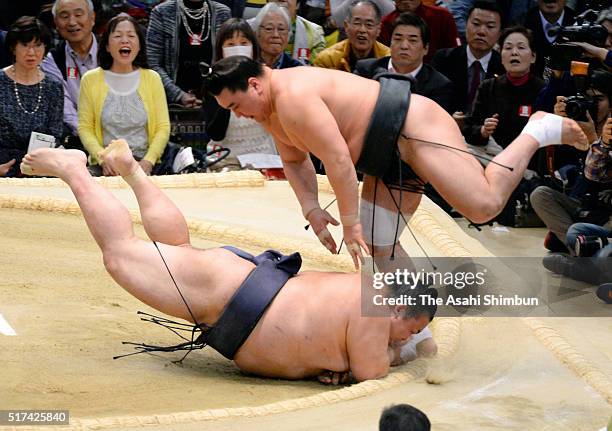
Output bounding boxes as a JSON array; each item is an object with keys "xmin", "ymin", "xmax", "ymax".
[{"xmin": 0, "ymin": 313, "xmax": 17, "ymax": 336}]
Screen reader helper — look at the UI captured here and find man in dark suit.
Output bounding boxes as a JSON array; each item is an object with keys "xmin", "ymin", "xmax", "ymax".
[
  {"xmin": 432, "ymin": 0, "xmax": 504, "ymax": 123},
  {"xmin": 355, "ymin": 12, "xmax": 454, "ymax": 113},
  {"xmin": 522, "ymin": 0, "xmax": 575, "ymax": 78}
]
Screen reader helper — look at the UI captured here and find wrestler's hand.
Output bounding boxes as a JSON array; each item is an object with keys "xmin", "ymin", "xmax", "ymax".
[
  {"xmin": 343, "ymin": 223, "xmax": 370, "ymax": 270},
  {"xmin": 317, "ymin": 370, "xmax": 351, "ymax": 385},
  {"xmin": 308, "ymin": 208, "xmax": 339, "ymax": 254}
]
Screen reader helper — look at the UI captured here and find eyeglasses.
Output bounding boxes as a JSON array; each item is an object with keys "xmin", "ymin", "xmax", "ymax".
[{"xmin": 261, "ymin": 26, "xmax": 289, "ymax": 34}]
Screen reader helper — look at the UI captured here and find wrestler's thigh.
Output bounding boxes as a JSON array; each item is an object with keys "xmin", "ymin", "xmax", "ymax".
[
  {"xmin": 398, "ymin": 96, "xmax": 486, "ymax": 204},
  {"xmin": 361, "ymin": 175, "xmax": 420, "ymax": 214},
  {"xmin": 103, "ymin": 239, "xmax": 212, "ymax": 321}
]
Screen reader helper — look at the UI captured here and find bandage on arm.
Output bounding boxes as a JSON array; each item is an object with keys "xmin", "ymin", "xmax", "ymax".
[
  {"xmin": 520, "ymin": 113, "xmax": 563, "ymax": 148},
  {"xmin": 302, "ymin": 199, "xmax": 321, "ymax": 220},
  {"xmin": 340, "ymin": 213, "xmax": 360, "ymax": 227}
]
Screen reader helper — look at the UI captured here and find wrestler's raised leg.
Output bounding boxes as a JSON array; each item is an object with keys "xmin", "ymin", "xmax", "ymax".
[
  {"xmin": 20, "ymin": 148, "xmax": 214, "ymax": 323},
  {"xmin": 400, "ymin": 97, "xmax": 587, "ymax": 224},
  {"xmin": 99, "ymin": 140, "xmax": 190, "ymax": 247}
]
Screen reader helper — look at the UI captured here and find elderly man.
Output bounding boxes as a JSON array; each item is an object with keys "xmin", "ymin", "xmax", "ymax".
[
  {"xmin": 432, "ymin": 0, "xmax": 504, "ymax": 120},
  {"xmin": 21, "ymin": 142, "xmax": 437, "ymax": 383},
  {"xmin": 313, "ymin": 0, "xmax": 389, "ymax": 72},
  {"xmin": 354, "ymin": 12, "xmax": 453, "ymax": 113},
  {"xmin": 379, "ymin": 0, "xmax": 458, "ymax": 63},
  {"xmin": 205, "ymin": 56, "xmax": 587, "ymax": 269},
  {"xmin": 40, "ymin": 0, "xmax": 97, "ymax": 147},
  {"xmin": 523, "ymin": 0, "xmax": 575, "ymax": 77}
]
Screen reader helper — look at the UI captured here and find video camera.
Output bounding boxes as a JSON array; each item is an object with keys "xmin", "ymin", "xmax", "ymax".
[{"xmin": 547, "ymin": 9, "xmax": 608, "ymax": 71}]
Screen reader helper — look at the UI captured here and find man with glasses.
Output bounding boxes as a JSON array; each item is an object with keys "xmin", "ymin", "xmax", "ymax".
[{"xmin": 313, "ymin": 0, "xmax": 389, "ymax": 72}]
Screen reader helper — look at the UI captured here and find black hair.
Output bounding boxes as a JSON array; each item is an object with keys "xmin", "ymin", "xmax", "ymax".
[
  {"xmin": 389, "ymin": 285, "xmax": 438, "ymax": 321},
  {"xmin": 391, "ymin": 12, "xmax": 429, "ymax": 46},
  {"xmin": 214, "ymin": 18, "xmax": 261, "ymax": 62},
  {"xmin": 499, "ymin": 25, "xmax": 534, "ymax": 52},
  {"xmin": 467, "ymin": 0, "xmax": 503, "ymax": 25},
  {"xmin": 379, "ymin": 404, "xmax": 431, "ymax": 431},
  {"xmin": 204, "ymin": 55, "xmax": 264, "ymax": 96},
  {"xmin": 590, "ymin": 69, "xmax": 612, "ymax": 101},
  {"xmin": 6, "ymin": 16, "xmax": 52, "ymax": 59},
  {"xmin": 347, "ymin": 0, "xmax": 382, "ymax": 23},
  {"xmin": 98, "ymin": 13, "xmax": 148, "ymax": 70}
]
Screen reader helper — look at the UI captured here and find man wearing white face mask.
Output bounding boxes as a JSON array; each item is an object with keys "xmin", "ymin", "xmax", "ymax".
[{"xmin": 203, "ymin": 19, "xmax": 277, "ymax": 170}]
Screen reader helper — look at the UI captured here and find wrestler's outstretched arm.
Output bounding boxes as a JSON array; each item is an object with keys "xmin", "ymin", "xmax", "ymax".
[
  {"xmin": 275, "ymin": 93, "xmax": 369, "ymax": 269},
  {"xmin": 276, "ymin": 138, "xmax": 340, "ymax": 254}
]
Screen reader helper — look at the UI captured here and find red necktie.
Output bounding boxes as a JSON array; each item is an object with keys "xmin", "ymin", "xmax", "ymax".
[{"xmin": 467, "ymin": 60, "xmax": 482, "ymax": 113}]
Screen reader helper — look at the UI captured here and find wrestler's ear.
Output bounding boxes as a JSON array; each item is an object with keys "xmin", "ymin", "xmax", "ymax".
[{"xmin": 248, "ymin": 77, "xmax": 263, "ymax": 95}]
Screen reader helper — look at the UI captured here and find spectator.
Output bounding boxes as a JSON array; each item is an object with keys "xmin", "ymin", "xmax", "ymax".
[
  {"xmin": 313, "ymin": 0, "xmax": 389, "ymax": 72},
  {"xmin": 253, "ymin": 3, "xmax": 304, "ymax": 67},
  {"xmin": 568, "ymin": 7, "xmax": 612, "ymax": 70},
  {"xmin": 354, "ymin": 12, "xmax": 453, "ymax": 112},
  {"xmin": 531, "ymin": 71, "xmax": 612, "ymax": 251},
  {"xmin": 462, "ymin": 26, "xmax": 544, "ymax": 154},
  {"xmin": 522, "ymin": 0, "xmax": 575, "ymax": 78},
  {"xmin": 0, "ymin": 30, "xmax": 10, "ymax": 68},
  {"xmin": 203, "ymin": 18, "xmax": 277, "ymax": 168},
  {"xmin": 330, "ymin": 0, "xmax": 395, "ymax": 30},
  {"xmin": 78, "ymin": 14, "xmax": 170, "ymax": 176},
  {"xmin": 542, "ymin": 115, "xmax": 611, "ymax": 302},
  {"xmin": 379, "ymin": 0, "xmax": 458, "ymax": 64},
  {"xmin": 0, "ymin": 16, "xmax": 63, "ymax": 177},
  {"xmin": 270, "ymin": 0, "xmax": 326, "ymax": 64},
  {"xmin": 447, "ymin": 0, "xmax": 537, "ymax": 41},
  {"xmin": 40, "ymin": 0, "xmax": 97, "ymax": 149},
  {"xmin": 147, "ymin": 0, "xmax": 231, "ymax": 108},
  {"xmin": 379, "ymin": 404, "xmax": 431, "ymax": 431},
  {"xmin": 432, "ymin": 0, "xmax": 504, "ymax": 120}
]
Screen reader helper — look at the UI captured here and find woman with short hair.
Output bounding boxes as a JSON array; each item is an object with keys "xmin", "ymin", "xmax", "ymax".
[{"xmin": 0, "ymin": 16, "xmax": 63, "ymax": 177}]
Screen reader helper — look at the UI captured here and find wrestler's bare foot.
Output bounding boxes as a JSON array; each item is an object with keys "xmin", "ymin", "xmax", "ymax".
[
  {"xmin": 99, "ymin": 139, "xmax": 139, "ymax": 178},
  {"xmin": 20, "ymin": 148, "xmax": 87, "ymax": 178},
  {"xmin": 529, "ymin": 111, "xmax": 588, "ymax": 150}
]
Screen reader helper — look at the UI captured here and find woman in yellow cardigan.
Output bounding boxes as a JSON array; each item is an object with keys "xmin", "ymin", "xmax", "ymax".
[{"xmin": 78, "ymin": 14, "xmax": 169, "ymax": 176}]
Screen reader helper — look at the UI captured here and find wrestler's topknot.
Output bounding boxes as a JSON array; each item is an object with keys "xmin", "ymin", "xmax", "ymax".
[{"xmin": 205, "ymin": 56, "xmax": 264, "ymax": 96}]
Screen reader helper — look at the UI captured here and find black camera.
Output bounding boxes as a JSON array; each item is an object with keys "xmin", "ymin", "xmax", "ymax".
[
  {"xmin": 546, "ymin": 9, "xmax": 608, "ymax": 71},
  {"xmin": 574, "ymin": 234, "xmax": 610, "ymax": 257},
  {"xmin": 564, "ymin": 94, "xmax": 597, "ymax": 121}
]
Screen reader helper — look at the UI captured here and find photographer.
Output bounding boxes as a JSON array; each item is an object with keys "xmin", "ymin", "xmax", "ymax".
[
  {"xmin": 531, "ymin": 69, "xmax": 612, "ymax": 251},
  {"xmin": 543, "ymin": 115, "xmax": 611, "ymax": 303},
  {"xmin": 568, "ymin": 7, "xmax": 612, "ymax": 69}
]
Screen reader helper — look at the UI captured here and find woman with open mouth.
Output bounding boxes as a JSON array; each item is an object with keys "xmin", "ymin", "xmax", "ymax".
[
  {"xmin": 78, "ymin": 14, "xmax": 170, "ymax": 177},
  {"xmin": 462, "ymin": 25, "xmax": 544, "ymax": 160}
]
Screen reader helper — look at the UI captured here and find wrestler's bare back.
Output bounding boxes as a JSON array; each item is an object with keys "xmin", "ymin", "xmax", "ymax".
[{"xmin": 181, "ymin": 247, "xmax": 390, "ymax": 381}]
